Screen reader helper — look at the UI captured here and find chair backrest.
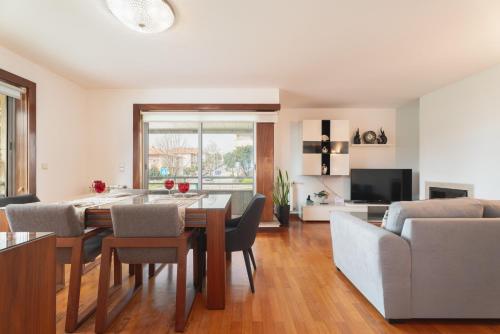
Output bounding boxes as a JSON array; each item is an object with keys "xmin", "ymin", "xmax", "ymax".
[
  {"xmin": 232, "ymin": 193, "xmax": 266, "ymax": 250},
  {"xmin": 5, "ymin": 203, "xmax": 83, "ymax": 237},
  {"xmin": 0, "ymin": 194, "xmax": 40, "ymax": 208},
  {"xmin": 110, "ymin": 204, "xmax": 182, "ymax": 264}
]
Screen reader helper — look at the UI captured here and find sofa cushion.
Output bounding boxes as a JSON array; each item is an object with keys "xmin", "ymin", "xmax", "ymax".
[
  {"xmin": 479, "ymin": 200, "xmax": 500, "ymax": 218},
  {"xmin": 384, "ymin": 198, "xmax": 484, "ymax": 235}
]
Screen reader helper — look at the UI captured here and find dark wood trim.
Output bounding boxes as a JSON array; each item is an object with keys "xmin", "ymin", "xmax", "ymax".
[
  {"xmin": 256, "ymin": 123, "xmax": 275, "ymax": 221},
  {"xmin": 0, "ymin": 68, "xmax": 36, "ymax": 195},
  {"xmin": 133, "ymin": 103, "xmax": 280, "ymax": 112},
  {"xmin": 132, "ymin": 103, "xmax": 280, "ymax": 188},
  {"xmin": 132, "ymin": 105, "xmax": 142, "ymax": 189}
]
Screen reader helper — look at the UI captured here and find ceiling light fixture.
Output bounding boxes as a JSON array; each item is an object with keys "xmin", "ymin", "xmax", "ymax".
[{"xmin": 105, "ymin": 0, "xmax": 175, "ymax": 33}]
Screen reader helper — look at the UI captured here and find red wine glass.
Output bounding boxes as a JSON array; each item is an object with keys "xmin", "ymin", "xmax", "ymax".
[
  {"xmin": 178, "ymin": 182, "xmax": 190, "ymax": 196},
  {"xmin": 164, "ymin": 179, "xmax": 175, "ymax": 195}
]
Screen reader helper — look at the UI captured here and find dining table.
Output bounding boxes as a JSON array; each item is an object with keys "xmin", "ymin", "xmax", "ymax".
[{"xmin": 70, "ymin": 192, "xmax": 232, "ymax": 310}]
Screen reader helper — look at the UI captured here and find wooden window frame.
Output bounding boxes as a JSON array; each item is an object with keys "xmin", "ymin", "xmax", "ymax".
[
  {"xmin": 132, "ymin": 103, "xmax": 279, "ymax": 189},
  {"xmin": 0, "ymin": 68, "xmax": 36, "ymax": 195}
]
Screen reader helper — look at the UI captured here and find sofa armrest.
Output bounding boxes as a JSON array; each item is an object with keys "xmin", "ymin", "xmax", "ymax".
[
  {"xmin": 401, "ymin": 218, "xmax": 500, "ymax": 318},
  {"xmin": 331, "ymin": 211, "xmax": 411, "ymax": 319}
]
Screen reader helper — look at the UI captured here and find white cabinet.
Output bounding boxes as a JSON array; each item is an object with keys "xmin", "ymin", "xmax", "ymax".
[
  {"xmin": 302, "ymin": 120, "xmax": 322, "ymax": 141},
  {"xmin": 302, "ymin": 154, "xmax": 321, "ymax": 175},
  {"xmin": 330, "ymin": 120, "xmax": 350, "ymax": 141},
  {"xmin": 330, "ymin": 154, "xmax": 350, "ymax": 175},
  {"xmin": 300, "ymin": 120, "xmax": 350, "ymax": 176}
]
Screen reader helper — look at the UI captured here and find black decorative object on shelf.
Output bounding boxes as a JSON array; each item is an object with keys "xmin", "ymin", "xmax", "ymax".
[
  {"xmin": 321, "ymin": 145, "xmax": 329, "ymax": 154},
  {"xmin": 377, "ymin": 128, "xmax": 388, "ymax": 144},
  {"xmin": 306, "ymin": 195, "xmax": 313, "ymax": 205},
  {"xmin": 353, "ymin": 128, "xmax": 361, "ymax": 144},
  {"xmin": 362, "ymin": 130, "xmax": 377, "ymax": 144}
]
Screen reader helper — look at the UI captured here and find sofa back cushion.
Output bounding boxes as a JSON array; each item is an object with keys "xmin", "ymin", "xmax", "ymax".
[
  {"xmin": 480, "ymin": 200, "xmax": 500, "ymax": 218},
  {"xmin": 384, "ymin": 198, "xmax": 484, "ymax": 235}
]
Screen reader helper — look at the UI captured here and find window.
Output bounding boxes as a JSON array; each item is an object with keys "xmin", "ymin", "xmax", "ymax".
[
  {"xmin": 0, "ymin": 73, "xmax": 34, "ymax": 198},
  {"xmin": 144, "ymin": 121, "xmax": 255, "ymax": 214}
]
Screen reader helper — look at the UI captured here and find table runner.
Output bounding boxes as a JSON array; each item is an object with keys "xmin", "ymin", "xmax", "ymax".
[{"xmin": 66, "ymin": 193, "xmax": 204, "ymax": 226}]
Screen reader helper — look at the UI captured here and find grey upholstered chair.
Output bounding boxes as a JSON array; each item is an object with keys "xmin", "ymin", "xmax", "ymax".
[
  {"xmin": 95, "ymin": 204, "xmax": 199, "ymax": 333},
  {"xmin": 5, "ymin": 203, "xmax": 112, "ymax": 333},
  {"xmin": 0, "ymin": 193, "xmax": 40, "ymax": 207},
  {"xmin": 226, "ymin": 194, "xmax": 266, "ymax": 293},
  {"xmin": 200, "ymin": 194, "xmax": 266, "ymax": 293}
]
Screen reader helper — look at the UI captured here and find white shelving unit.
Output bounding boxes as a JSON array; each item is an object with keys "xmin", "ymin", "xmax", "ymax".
[{"xmin": 300, "ymin": 120, "xmax": 350, "ymax": 176}]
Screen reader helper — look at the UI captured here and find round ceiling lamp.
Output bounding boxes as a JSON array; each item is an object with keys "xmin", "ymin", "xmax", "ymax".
[{"xmin": 105, "ymin": 0, "xmax": 175, "ymax": 33}]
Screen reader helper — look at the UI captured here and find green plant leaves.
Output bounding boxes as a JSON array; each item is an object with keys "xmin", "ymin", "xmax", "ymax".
[{"xmin": 273, "ymin": 168, "xmax": 290, "ymax": 206}]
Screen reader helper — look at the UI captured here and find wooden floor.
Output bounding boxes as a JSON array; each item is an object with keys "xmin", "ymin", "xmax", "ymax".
[{"xmin": 56, "ymin": 218, "xmax": 500, "ymax": 333}]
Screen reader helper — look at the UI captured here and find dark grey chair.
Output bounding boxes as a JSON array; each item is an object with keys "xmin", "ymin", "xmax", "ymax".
[
  {"xmin": 226, "ymin": 194, "xmax": 266, "ymax": 292},
  {"xmin": 5, "ymin": 203, "xmax": 112, "ymax": 332},
  {"xmin": 0, "ymin": 194, "xmax": 40, "ymax": 207},
  {"xmin": 200, "ymin": 193, "xmax": 266, "ymax": 293}
]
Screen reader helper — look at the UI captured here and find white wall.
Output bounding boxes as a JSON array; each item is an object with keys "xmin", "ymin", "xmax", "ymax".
[
  {"xmin": 420, "ymin": 64, "xmax": 500, "ymax": 199},
  {"xmin": 0, "ymin": 46, "xmax": 89, "ymax": 201},
  {"xmin": 85, "ymin": 88, "xmax": 279, "ymax": 186},
  {"xmin": 275, "ymin": 108, "xmax": 396, "ymax": 209},
  {"xmin": 396, "ymin": 100, "xmax": 420, "ymax": 199}
]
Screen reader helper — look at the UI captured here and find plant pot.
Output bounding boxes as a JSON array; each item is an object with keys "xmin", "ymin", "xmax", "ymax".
[{"xmin": 275, "ymin": 205, "xmax": 290, "ymax": 226}]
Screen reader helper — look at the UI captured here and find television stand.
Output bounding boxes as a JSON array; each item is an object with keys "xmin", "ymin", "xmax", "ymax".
[{"xmin": 300, "ymin": 202, "xmax": 389, "ymax": 224}]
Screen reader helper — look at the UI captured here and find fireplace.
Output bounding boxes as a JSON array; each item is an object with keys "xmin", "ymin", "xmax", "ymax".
[
  {"xmin": 425, "ymin": 182, "xmax": 474, "ymax": 199},
  {"xmin": 429, "ymin": 187, "xmax": 468, "ymax": 199}
]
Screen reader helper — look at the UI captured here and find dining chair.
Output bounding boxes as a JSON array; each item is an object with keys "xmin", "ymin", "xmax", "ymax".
[
  {"xmin": 95, "ymin": 204, "xmax": 200, "ymax": 333},
  {"xmin": 5, "ymin": 203, "xmax": 114, "ymax": 333},
  {"xmin": 0, "ymin": 193, "xmax": 40, "ymax": 207},
  {"xmin": 199, "ymin": 193, "xmax": 265, "ymax": 293}
]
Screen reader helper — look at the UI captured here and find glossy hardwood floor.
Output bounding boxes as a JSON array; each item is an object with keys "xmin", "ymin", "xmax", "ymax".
[{"xmin": 56, "ymin": 218, "xmax": 500, "ymax": 333}]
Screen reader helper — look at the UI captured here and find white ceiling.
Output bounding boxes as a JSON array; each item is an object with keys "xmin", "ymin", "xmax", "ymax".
[{"xmin": 1, "ymin": 0, "xmax": 500, "ymax": 107}]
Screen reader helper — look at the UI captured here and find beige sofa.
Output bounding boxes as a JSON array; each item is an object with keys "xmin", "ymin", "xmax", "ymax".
[{"xmin": 330, "ymin": 198, "xmax": 500, "ymax": 321}]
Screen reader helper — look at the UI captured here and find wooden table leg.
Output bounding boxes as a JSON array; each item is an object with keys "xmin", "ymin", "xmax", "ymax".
[
  {"xmin": 206, "ymin": 208, "xmax": 226, "ymax": 309},
  {"xmin": 56, "ymin": 263, "xmax": 65, "ymax": 292}
]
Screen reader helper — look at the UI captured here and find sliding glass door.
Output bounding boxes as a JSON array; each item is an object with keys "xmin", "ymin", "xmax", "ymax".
[
  {"xmin": 0, "ymin": 93, "xmax": 21, "ymax": 197},
  {"xmin": 145, "ymin": 122, "xmax": 200, "ymax": 190},
  {"xmin": 144, "ymin": 121, "xmax": 255, "ymax": 214}
]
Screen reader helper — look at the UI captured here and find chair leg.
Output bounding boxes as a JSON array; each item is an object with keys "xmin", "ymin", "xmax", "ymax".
[
  {"xmin": 113, "ymin": 249, "xmax": 122, "ymax": 286},
  {"xmin": 149, "ymin": 263, "xmax": 155, "ymax": 278},
  {"xmin": 192, "ymin": 235, "xmax": 201, "ymax": 292},
  {"xmin": 128, "ymin": 264, "xmax": 134, "ymax": 275},
  {"xmin": 95, "ymin": 243, "xmax": 113, "ymax": 333},
  {"xmin": 65, "ymin": 240, "xmax": 84, "ymax": 333},
  {"xmin": 175, "ymin": 244, "xmax": 188, "ymax": 331},
  {"xmin": 248, "ymin": 247, "xmax": 257, "ymax": 271},
  {"xmin": 242, "ymin": 250, "xmax": 255, "ymax": 293}
]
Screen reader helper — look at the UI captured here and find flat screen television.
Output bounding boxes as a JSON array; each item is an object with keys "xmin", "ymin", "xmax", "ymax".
[{"xmin": 350, "ymin": 169, "xmax": 412, "ymax": 204}]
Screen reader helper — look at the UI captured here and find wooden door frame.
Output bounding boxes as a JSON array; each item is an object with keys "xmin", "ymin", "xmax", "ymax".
[
  {"xmin": 132, "ymin": 103, "xmax": 280, "ymax": 189},
  {"xmin": 0, "ymin": 68, "xmax": 36, "ymax": 195}
]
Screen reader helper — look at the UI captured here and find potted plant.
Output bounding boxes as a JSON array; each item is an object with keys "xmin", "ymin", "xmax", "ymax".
[{"xmin": 273, "ymin": 168, "xmax": 291, "ymax": 226}]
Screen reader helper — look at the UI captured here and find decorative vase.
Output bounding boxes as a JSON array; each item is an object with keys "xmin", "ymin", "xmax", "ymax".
[
  {"xmin": 377, "ymin": 128, "xmax": 388, "ymax": 144},
  {"xmin": 275, "ymin": 205, "xmax": 290, "ymax": 226},
  {"xmin": 92, "ymin": 180, "xmax": 106, "ymax": 193},
  {"xmin": 353, "ymin": 128, "xmax": 361, "ymax": 144}
]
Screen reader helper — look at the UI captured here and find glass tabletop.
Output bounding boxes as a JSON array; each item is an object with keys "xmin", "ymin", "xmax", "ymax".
[
  {"xmin": 80, "ymin": 192, "xmax": 231, "ymax": 211},
  {"xmin": 0, "ymin": 232, "xmax": 54, "ymax": 252}
]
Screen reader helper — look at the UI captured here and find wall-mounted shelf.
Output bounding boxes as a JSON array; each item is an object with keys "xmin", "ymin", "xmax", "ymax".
[
  {"xmin": 301, "ymin": 120, "xmax": 350, "ymax": 176},
  {"xmin": 350, "ymin": 144, "xmax": 394, "ymax": 147}
]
